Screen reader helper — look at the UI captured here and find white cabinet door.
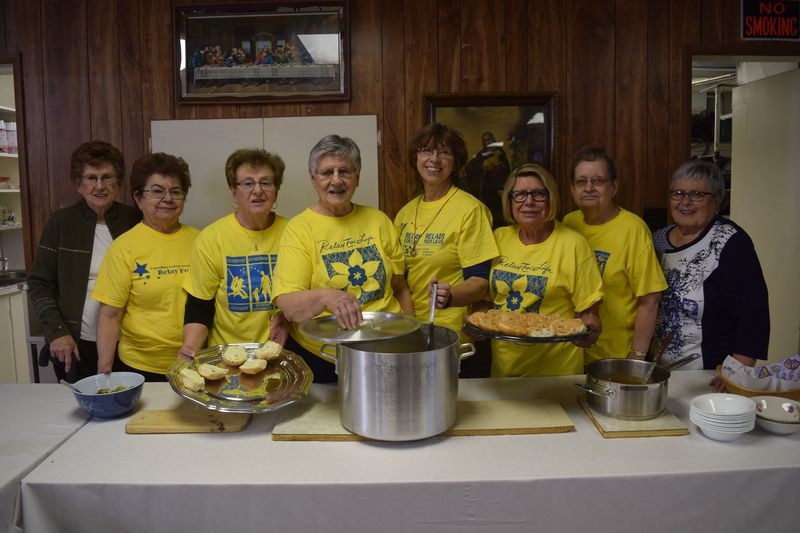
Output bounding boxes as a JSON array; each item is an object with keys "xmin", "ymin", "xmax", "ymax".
[{"xmin": 0, "ymin": 289, "xmax": 30, "ymax": 382}]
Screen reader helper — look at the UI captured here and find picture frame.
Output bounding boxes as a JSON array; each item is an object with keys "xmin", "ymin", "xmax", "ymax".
[
  {"xmin": 174, "ymin": 1, "xmax": 350, "ymax": 104},
  {"xmin": 424, "ymin": 92, "xmax": 559, "ymax": 227}
]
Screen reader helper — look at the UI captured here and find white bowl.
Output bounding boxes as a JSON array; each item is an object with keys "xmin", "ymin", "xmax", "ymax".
[
  {"xmin": 691, "ymin": 393, "xmax": 756, "ymax": 417},
  {"xmin": 755, "ymin": 417, "xmax": 800, "ymax": 436},
  {"xmin": 752, "ymin": 396, "xmax": 800, "ymax": 424},
  {"xmin": 696, "ymin": 424, "xmax": 750, "ymax": 442}
]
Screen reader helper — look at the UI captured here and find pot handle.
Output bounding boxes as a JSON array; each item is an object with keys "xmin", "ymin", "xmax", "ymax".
[
  {"xmin": 574, "ymin": 382, "xmax": 616, "ymax": 398},
  {"xmin": 458, "ymin": 343, "xmax": 475, "ymax": 360},
  {"xmin": 318, "ymin": 343, "xmax": 337, "ymax": 364}
]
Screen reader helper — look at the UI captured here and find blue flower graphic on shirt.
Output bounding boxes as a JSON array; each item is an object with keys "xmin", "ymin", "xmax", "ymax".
[
  {"xmin": 324, "ymin": 245, "xmax": 386, "ymax": 304},
  {"xmin": 492, "ymin": 270, "xmax": 545, "ymax": 312}
]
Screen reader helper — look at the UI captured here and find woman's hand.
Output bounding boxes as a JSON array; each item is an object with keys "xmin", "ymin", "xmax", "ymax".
[
  {"xmin": 49, "ymin": 335, "xmax": 80, "ymax": 373},
  {"xmin": 325, "ymin": 290, "xmax": 363, "ymax": 330},
  {"xmin": 268, "ymin": 311, "xmax": 290, "ymax": 346},
  {"xmin": 429, "ymin": 278, "xmax": 452, "ymax": 310},
  {"xmin": 573, "ymin": 304, "xmax": 601, "ymax": 348},
  {"xmin": 709, "ymin": 375, "xmax": 728, "ymax": 393}
]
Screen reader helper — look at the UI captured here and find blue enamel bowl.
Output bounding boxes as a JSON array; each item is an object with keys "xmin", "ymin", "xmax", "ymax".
[{"xmin": 72, "ymin": 372, "xmax": 145, "ymax": 418}]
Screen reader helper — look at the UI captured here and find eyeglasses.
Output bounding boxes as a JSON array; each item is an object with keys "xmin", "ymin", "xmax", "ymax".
[
  {"xmin": 236, "ymin": 180, "xmax": 276, "ymax": 191},
  {"xmin": 316, "ymin": 167, "xmax": 356, "ymax": 180},
  {"xmin": 417, "ymin": 147, "xmax": 453, "ymax": 158},
  {"xmin": 141, "ymin": 187, "xmax": 185, "ymax": 200},
  {"xmin": 573, "ymin": 176, "xmax": 610, "ymax": 188},
  {"xmin": 509, "ymin": 189, "xmax": 549, "ymax": 203},
  {"xmin": 669, "ymin": 189, "xmax": 713, "ymax": 202},
  {"xmin": 82, "ymin": 174, "xmax": 118, "ymax": 185}
]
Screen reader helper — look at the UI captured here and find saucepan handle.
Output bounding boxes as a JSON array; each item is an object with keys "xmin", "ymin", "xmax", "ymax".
[
  {"xmin": 319, "ymin": 343, "xmax": 337, "ymax": 364},
  {"xmin": 458, "ymin": 343, "xmax": 475, "ymax": 360},
  {"xmin": 574, "ymin": 382, "xmax": 616, "ymax": 398}
]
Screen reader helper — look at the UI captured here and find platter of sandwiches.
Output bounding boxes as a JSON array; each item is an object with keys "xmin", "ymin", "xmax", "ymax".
[
  {"xmin": 166, "ymin": 342, "xmax": 313, "ymax": 413},
  {"xmin": 464, "ymin": 309, "xmax": 590, "ymax": 344}
]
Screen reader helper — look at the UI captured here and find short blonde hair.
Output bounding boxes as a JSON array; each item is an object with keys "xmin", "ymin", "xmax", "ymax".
[{"xmin": 500, "ymin": 163, "xmax": 559, "ymax": 225}]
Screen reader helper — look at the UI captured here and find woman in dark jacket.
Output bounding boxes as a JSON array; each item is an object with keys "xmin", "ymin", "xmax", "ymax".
[{"xmin": 27, "ymin": 141, "xmax": 141, "ymax": 382}]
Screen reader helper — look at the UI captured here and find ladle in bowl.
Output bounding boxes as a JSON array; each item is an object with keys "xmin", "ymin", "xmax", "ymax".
[
  {"xmin": 640, "ymin": 353, "xmax": 701, "ymax": 383},
  {"xmin": 59, "ymin": 379, "xmax": 78, "ymax": 392}
]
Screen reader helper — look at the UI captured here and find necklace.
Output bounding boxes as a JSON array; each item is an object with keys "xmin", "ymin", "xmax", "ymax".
[
  {"xmin": 406, "ymin": 187, "xmax": 458, "ymax": 257},
  {"xmin": 237, "ymin": 211, "xmax": 274, "ymax": 251}
]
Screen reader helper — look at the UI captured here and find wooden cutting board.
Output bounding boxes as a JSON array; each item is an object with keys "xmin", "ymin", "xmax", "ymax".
[
  {"xmin": 579, "ymin": 398, "xmax": 688, "ymax": 438},
  {"xmin": 271, "ymin": 399, "xmax": 575, "ymax": 441},
  {"xmin": 125, "ymin": 405, "xmax": 252, "ymax": 434}
]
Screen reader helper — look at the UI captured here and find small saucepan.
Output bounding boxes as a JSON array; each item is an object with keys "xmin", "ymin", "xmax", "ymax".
[{"xmin": 575, "ymin": 354, "xmax": 701, "ymax": 420}]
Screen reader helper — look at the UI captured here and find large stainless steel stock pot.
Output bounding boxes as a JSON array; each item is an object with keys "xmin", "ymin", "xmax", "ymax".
[{"xmin": 319, "ymin": 324, "xmax": 474, "ymax": 441}]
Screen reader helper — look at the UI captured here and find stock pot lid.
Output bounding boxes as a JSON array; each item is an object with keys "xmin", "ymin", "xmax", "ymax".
[{"xmin": 299, "ymin": 312, "xmax": 420, "ymax": 343}]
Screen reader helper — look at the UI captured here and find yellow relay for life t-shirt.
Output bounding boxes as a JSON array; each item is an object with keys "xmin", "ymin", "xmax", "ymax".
[
  {"xmin": 93, "ymin": 222, "xmax": 199, "ymax": 374},
  {"xmin": 562, "ymin": 208, "xmax": 667, "ymax": 362},
  {"xmin": 490, "ymin": 222, "xmax": 603, "ymax": 377},
  {"xmin": 272, "ymin": 205, "xmax": 406, "ymax": 355},
  {"xmin": 184, "ymin": 213, "xmax": 288, "ymax": 347},
  {"xmin": 394, "ymin": 187, "xmax": 498, "ymax": 337}
]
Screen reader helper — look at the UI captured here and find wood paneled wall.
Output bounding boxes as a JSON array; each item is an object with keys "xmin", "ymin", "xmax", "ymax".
[{"xmin": 0, "ymin": 0, "xmax": 776, "ymax": 266}]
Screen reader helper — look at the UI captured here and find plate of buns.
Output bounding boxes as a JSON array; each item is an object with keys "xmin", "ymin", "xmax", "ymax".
[
  {"xmin": 463, "ymin": 309, "xmax": 590, "ymax": 343},
  {"xmin": 166, "ymin": 342, "xmax": 313, "ymax": 414}
]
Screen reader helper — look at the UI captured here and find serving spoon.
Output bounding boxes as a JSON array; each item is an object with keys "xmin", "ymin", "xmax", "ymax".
[
  {"xmin": 428, "ymin": 283, "xmax": 437, "ymax": 350},
  {"xmin": 59, "ymin": 379, "xmax": 78, "ymax": 392}
]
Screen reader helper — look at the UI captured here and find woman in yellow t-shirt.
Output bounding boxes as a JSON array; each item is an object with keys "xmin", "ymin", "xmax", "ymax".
[
  {"xmin": 562, "ymin": 146, "xmax": 666, "ymax": 364},
  {"xmin": 179, "ymin": 149, "xmax": 289, "ymax": 359},
  {"xmin": 273, "ymin": 135, "xmax": 413, "ymax": 382},
  {"xmin": 394, "ymin": 123, "xmax": 498, "ymax": 377},
  {"xmin": 486, "ymin": 164, "xmax": 603, "ymax": 377},
  {"xmin": 94, "ymin": 153, "xmax": 199, "ymax": 380}
]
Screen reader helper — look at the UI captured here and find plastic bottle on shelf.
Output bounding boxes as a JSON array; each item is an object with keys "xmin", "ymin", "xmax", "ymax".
[
  {"xmin": 0, "ymin": 121, "xmax": 7, "ymax": 153},
  {"xmin": 6, "ymin": 122, "xmax": 16, "ymax": 154}
]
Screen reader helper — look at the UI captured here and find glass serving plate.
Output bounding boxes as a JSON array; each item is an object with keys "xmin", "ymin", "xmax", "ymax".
[
  {"xmin": 166, "ymin": 343, "xmax": 313, "ymax": 414},
  {"xmin": 462, "ymin": 323, "xmax": 591, "ymax": 344},
  {"xmin": 299, "ymin": 311, "xmax": 420, "ymax": 343}
]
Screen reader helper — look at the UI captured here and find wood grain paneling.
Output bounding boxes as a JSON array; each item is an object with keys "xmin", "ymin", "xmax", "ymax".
[
  {"xmin": 1, "ymin": 0, "xmax": 762, "ymax": 265},
  {"xmin": 613, "ymin": 0, "xmax": 647, "ymax": 215},
  {"xmin": 380, "ymin": 1, "xmax": 407, "ymax": 217},
  {"xmin": 645, "ymin": 0, "xmax": 671, "ymax": 224},
  {"xmin": 504, "ymin": 0, "xmax": 529, "ymax": 92},
  {"xmin": 460, "ymin": 0, "xmax": 505, "ymax": 92},
  {"xmin": 42, "ymin": 0, "xmax": 90, "ymax": 213}
]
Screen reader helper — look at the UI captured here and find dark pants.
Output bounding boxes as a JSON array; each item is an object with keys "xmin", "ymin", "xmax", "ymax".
[
  {"xmin": 45, "ymin": 339, "xmax": 100, "ymax": 383},
  {"xmin": 113, "ymin": 357, "xmax": 168, "ymax": 382},
  {"xmin": 285, "ymin": 335, "xmax": 338, "ymax": 383}
]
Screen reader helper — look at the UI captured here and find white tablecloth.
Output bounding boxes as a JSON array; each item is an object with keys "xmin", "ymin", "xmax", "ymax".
[
  {"xmin": 193, "ymin": 64, "xmax": 336, "ymax": 81},
  {"xmin": 20, "ymin": 372, "xmax": 800, "ymax": 532},
  {"xmin": 0, "ymin": 384, "xmax": 88, "ymax": 533}
]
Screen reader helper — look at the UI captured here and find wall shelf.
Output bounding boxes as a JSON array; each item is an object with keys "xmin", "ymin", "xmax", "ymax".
[{"xmin": 0, "ymin": 153, "xmax": 18, "ymax": 159}]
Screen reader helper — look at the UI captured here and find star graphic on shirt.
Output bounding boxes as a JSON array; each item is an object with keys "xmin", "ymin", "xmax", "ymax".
[{"xmin": 133, "ymin": 262, "xmax": 150, "ymax": 277}]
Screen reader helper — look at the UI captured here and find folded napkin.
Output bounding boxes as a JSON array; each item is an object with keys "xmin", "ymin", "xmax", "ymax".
[{"xmin": 721, "ymin": 355, "xmax": 800, "ymax": 392}]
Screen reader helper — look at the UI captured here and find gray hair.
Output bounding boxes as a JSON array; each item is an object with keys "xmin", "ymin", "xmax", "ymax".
[
  {"xmin": 308, "ymin": 135, "xmax": 362, "ymax": 175},
  {"xmin": 671, "ymin": 160, "xmax": 726, "ymax": 201}
]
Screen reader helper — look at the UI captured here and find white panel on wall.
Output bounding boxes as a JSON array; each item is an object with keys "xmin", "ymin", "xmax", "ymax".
[
  {"xmin": 151, "ymin": 115, "xmax": 378, "ymax": 230},
  {"xmin": 731, "ymin": 68, "xmax": 800, "ymax": 358}
]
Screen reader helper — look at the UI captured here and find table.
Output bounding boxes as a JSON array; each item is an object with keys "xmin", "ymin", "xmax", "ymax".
[
  {"xmin": 0, "ymin": 384, "xmax": 88, "ymax": 533},
  {"xmin": 20, "ymin": 372, "xmax": 800, "ymax": 532},
  {"xmin": 193, "ymin": 64, "xmax": 336, "ymax": 82}
]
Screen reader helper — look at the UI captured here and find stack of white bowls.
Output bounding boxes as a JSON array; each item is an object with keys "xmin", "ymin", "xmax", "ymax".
[
  {"xmin": 689, "ymin": 393, "xmax": 756, "ymax": 442},
  {"xmin": 752, "ymin": 396, "xmax": 800, "ymax": 435}
]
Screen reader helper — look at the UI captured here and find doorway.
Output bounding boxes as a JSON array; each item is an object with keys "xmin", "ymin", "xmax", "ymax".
[{"xmin": 689, "ymin": 50, "xmax": 800, "ymax": 360}]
